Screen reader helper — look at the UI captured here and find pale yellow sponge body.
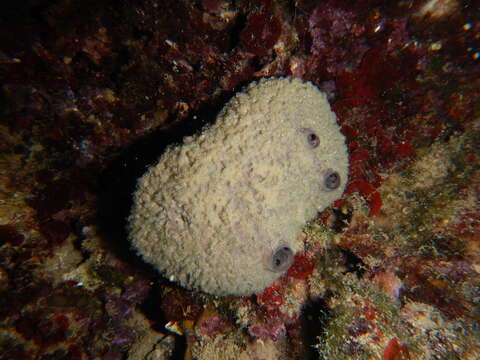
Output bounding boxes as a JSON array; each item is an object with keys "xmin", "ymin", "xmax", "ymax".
[{"xmin": 128, "ymin": 77, "xmax": 349, "ymax": 296}]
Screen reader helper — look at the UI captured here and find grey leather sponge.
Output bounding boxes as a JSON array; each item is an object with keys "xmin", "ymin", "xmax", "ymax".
[{"xmin": 128, "ymin": 77, "xmax": 349, "ymax": 296}]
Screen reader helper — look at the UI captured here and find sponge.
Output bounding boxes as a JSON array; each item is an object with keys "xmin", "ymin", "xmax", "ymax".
[{"xmin": 128, "ymin": 77, "xmax": 349, "ymax": 296}]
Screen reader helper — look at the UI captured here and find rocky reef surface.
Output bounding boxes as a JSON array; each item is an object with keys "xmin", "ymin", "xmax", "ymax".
[{"xmin": 0, "ymin": 0, "xmax": 479, "ymax": 359}]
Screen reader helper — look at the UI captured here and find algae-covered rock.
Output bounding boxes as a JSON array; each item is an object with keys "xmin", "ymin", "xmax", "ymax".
[{"xmin": 128, "ymin": 77, "xmax": 349, "ymax": 295}]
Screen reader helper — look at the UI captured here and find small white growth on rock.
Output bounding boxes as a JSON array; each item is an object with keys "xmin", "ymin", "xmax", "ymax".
[
  {"xmin": 128, "ymin": 77, "xmax": 349, "ymax": 296},
  {"xmin": 415, "ymin": 0, "xmax": 459, "ymax": 20}
]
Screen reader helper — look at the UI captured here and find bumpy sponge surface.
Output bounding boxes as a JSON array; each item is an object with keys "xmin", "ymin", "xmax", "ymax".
[{"xmin": 128, "ymin": 77, "xmax": 349, "ymax": 296}]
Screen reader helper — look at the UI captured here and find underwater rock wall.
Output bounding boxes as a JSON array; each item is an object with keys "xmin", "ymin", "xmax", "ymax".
[{"xmin": 0, "ymin": 0, "xmax": 479, "ymax": 359}]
